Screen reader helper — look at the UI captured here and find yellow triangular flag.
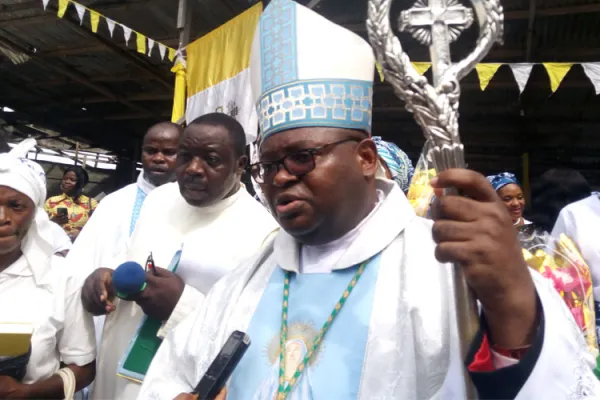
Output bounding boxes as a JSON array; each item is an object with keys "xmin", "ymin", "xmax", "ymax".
[
  {"xmin": 475, "ymin": 63, "xmax": 502, "ymax": 91},
  {"xmin": 57, "ymin": 0, "xmax": 69, "ymax": 18},
  {"xmin": 411, "ymin": 62, "xmax": 431, "ymax": 76},
  {"xmin": 375, "ymin": 62, "xmax": 384, "ymax": 82},
  {"xmin": 136, "ymin": 32, "xmax": 146, "ymax": 55},
  {"xmin": 543, "ymin": 63, "xmax": 573, "ymax": 93},
  {"xmin": 90, "ymin": 11, "xmax": 100, "ymax": 33},
  {"xmin": 168, "ymin": 48, "xmax": 176, "ymax": 62}
]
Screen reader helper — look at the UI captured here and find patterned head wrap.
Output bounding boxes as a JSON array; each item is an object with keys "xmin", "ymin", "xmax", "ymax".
[
  {"xmin": 486, "ymin": 172, "xmax": 520, "ymax": 192},
  {"xmin": 0, "ymin": 139, "xmax": 54, "ymax": 284},
  {"xmin": 373, "ymin": 137, "xmax": 414, "ymax": 192}
]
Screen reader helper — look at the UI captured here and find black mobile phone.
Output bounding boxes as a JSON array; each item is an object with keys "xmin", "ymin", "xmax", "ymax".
[
  {"xmin": 192, "ymin": 330, "xmax": 251, "ymax": 400},
  {"xmin": 57, "ymin": 207, "xmax": 68, "ymax": 216}
]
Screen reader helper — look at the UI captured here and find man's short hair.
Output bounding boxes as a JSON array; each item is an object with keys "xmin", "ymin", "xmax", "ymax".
[
  {"xmin": 145, "ymin": 121, "xmax": 184, "ymax": 138},
  {"xmin": 188, "ymin": 113, "xmax": 246, "ymax": 157}
]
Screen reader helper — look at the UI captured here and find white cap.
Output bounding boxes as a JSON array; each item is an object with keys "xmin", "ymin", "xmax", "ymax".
[{"xmin": 250, "ymin": 0, "xmax": 375, "ymax": 144}]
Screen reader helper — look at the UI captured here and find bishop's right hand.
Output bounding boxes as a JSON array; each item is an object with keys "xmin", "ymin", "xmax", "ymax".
[{"xmin": 81, "ymin": 267, "xmax": 116, "ymax": 316}]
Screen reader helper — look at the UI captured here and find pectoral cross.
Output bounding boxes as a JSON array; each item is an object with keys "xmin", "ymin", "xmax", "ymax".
[{"xmin": 399, "ymin": 0, "xmax": 474, "ymax": 86}]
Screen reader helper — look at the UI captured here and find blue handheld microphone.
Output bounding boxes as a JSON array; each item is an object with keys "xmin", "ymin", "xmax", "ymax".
[{"xmin": 112, "ymin": 261, "xmax": 147, "ymax": 299}]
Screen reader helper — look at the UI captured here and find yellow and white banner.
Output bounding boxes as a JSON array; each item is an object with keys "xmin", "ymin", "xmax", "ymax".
[{"xmin": 185, "ymin": 3, "xmax": 262, "ymax": 141}]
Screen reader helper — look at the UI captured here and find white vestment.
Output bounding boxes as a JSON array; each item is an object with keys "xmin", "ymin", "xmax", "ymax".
[
  {"xmin": 552, "ymin": 193, "xmax": 600, "ymax": 300},
  {"xmin": 92, "ymin": 182, "xmax": 278, "ymax": 400},
  {"xmin": 50, "ymin": 221, "xmax": 72, "ymax": 254},
  {"xmin": 68, "ymin": 172, "xmax": 156, "ymax": 354},
  {"xmin": 68, "ymin": 172, "xmax": 156, "ymax": 277},
  {"xmin": 140, "ymin": 179, "xmax": 600, "ymax": 400}
]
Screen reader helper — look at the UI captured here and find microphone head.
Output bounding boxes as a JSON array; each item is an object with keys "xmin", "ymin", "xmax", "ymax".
[{"xmin": 112, "ymin": 261, "xmax": 146, "ymax": 298}]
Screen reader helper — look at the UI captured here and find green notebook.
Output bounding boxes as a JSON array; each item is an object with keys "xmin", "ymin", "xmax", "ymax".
[{"xmin": 116, "ymin": 250, "xmax": 181, "ymax": 383}]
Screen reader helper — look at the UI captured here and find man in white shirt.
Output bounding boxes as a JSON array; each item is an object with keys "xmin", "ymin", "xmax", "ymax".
[
  {"xmin": 67, "ymin": 122, "xmax": 182, "ymax": 374},
  {"xmin": 68, "ymin": 121, "xmax": 182, "ymax": 276},
  {"xmin": 139, "ymin": 1, "xmax": 599, "ymax": 399},
  {"xmin": 81, "ymin": 112, "xmax": 278, "ymax": 400}
]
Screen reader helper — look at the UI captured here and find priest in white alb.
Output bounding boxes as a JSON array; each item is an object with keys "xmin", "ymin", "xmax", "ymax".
[
  {"xmin": 81, "ymin": 113, "xmax": 278, "ymax": 400},
  {"xmin": 139, "ymin": 1, "xmax": 600, "ymax": 399},
  {"xmin": 68, "ymin": 122, "xmax": 182, "ymax": 277}
]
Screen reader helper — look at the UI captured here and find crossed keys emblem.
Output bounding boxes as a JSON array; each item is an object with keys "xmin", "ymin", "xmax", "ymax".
[
  {"xmin": 367, "ymin": 1, "xmax": 504, "ymax": 396},
  {"xmin": 366, "ymin": 0, "xmax": 503, "ymax": 171}
]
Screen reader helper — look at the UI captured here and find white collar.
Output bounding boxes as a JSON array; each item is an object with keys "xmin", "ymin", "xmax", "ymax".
[
  {"xmin": 137, "ymin": 171, "xmax": 157, "ymax": 195},
  {"xmin": 274, "ymin": 179, "xmax": 416, "ymax": 273}
]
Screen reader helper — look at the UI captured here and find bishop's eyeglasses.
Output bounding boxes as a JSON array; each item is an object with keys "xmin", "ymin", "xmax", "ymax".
[{"xmin": 249, "ymin": 138, "xmax": 360, "ymax": 184}]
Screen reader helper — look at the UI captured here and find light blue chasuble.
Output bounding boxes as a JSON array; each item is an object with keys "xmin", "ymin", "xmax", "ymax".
[{"xmin": 228, "ymin": 254, "xmax": 382, "ymax": 400}]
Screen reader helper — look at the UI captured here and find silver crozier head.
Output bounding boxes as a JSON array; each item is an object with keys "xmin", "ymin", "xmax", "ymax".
[{"xmin": 366, "ymin": 0, "xmax": 504, "ymax": 171}]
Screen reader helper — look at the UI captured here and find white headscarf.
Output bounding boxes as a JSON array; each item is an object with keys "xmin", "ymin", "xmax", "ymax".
[{"xmin": 0, "ymin": 139, "xmax": 54, "ymax": 285}]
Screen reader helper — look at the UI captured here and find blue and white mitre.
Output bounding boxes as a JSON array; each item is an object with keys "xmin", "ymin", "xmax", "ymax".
[{"xmin": 250, "ymin": 0, "xmax": 375, "ymax": 144}]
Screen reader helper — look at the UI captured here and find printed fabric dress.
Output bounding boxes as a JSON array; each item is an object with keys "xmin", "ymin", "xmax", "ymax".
[{"xmin": 44, "ymin": 194, "xmax": 98, "ymax": 239}]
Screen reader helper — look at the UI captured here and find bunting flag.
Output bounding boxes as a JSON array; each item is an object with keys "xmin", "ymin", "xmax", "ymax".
[
  {"xmin": 122, "ymin": 25, "xmax": 132, "ymax": 45},
  {"xmin": 44, "ymin": 0, "xmax": 176, "ymax": 63},
  {"xmin": 582, "ymin": 63, "xmax": 600, "ymax": 95},
  {"xmin": 412, "ymin": 62, "xmax": 431, "ymax": 76},
  {"xmin": 375, "ymin": 62, "xmax": 384, "ymax": 82},
  {"xmin": 184, "ymin": 2, "xmax": 262, "ymax": 140},
  {"xmin": 509, "ymin": 63, "xmax": 534, "ymax": 94},
  {"xmin": 106, "ymin": 18, "xmax": 116, "ymax": 37},
  {"xmin": 476, "ymin": 63, "xmax": 502, "ymax": 91},
  {"xmin": 57, "ymin": 0, "xmax": 68, "ymax": 18},
  {"xmin": 90, "ymin": 11, "xmax": 100, "ymax": 33},
  {"xmin": 158, "ymin": 44, "xmax": 167, "ymax": 60},
  {"xmin": 136, "ymin": 32, "xmax": 146, "ymax": 54},
  {"xmin": 543, "ymin": 63, "xmax": 574, "ymax": 93},
  {"xmin": 74, "ymin": 3, "xmax": 85, "ymax": 24},
  {"xmin": 147, "ymin": 38, "xmax": 155, "ymax": 56}
]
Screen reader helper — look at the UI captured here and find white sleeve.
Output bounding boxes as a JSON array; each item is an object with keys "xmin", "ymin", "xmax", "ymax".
[
  {"xmin": 50, "ymin": 222, "xmax": 72, "ymax": 253},
  {"xmin": 56, "ymin": 264, "xmax": 96, "ymax": 366},
  {"xmin": 551, "ymin": 208, "xmax": 573, "ymax": 239},
  {"xmin": 515, "ymin": 270, "xmax": 600, "ymax": 397},
  {"xmin": 156, "ymin": 284, "xmax": 205, "ymax": 339},
  {"xmin": 139, "ymin": 301, "xmax": 206, "ymax": 399},
  {"xmin": 66, "ymin": 201, "xmax": 108, "ymax": 277}
]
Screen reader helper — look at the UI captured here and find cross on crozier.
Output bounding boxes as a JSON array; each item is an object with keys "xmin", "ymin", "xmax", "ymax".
[{"xmin": 399, "ymin": 0, "xmax": 474, "ymax": 86}]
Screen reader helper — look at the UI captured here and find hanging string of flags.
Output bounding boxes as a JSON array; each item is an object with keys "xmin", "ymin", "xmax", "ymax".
[
  {"xmin": 379, "ymin": 61, "xmax": 600, "ymax": 95},
  {"xmin": 42, "ymin": 0, "xmax": 177, "ymax": 62}
]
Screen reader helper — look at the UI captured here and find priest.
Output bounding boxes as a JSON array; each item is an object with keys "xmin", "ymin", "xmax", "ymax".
[
  {"xmin": 81, "ymin": 113, "xmax": 278, "ymax": 400},
  {"xmin": 67, "ymin": 121, "xmax": 181, "ymax": 382},
  {"xmin": 68, "ymin": 121, "xmax": 182, "ymax": 277},
  {"xmin": 139, "ymin": 1, "xmax": 599, "ymax": 399}
]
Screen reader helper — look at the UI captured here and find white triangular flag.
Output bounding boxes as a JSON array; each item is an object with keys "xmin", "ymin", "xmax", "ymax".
[
  {"xmin": 582, "ymin": 63, "xmax": 600, "ymax": 95},
  {"xmin": 74, "ymin": 3, "xmax": 86, "ymax": 24},
  {"xmin": 122, "ymin": 25, "xmax": 132, "ymax": 45},
  {"xmin": 158, "ymin": 43, "xmax": 166, "ymax": 60},
  {"xmin": 509, "ymin": 63, "xmax": 534, "ymax": 94},
  {"xmin": 147, "ymin": 38, "xmax": 155, "ymax": 56},
  {"xmin": 42, "ymin": 0, "xmax": 50, "ymax": 10},
  {"xmin": 106, "ymin": 18, "xmax": 116, "ymax": 38}
]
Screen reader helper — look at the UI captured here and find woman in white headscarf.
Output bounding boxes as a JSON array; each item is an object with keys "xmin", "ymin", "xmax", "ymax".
[{"xmin": 0, "ymin": 139, "xmax": 95, "ymax": 399}]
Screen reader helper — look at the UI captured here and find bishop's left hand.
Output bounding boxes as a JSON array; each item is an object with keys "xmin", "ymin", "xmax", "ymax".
[
  {"xmin": 430, "ymin": 169, "xmax": 538, "ymax": 349},
  {"xmin": 134, "ymin": 267, "xmax": 185, "ymax": 321}
]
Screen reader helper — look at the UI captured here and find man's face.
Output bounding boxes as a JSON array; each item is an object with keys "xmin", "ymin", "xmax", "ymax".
[
  {"xmin": 142, "ymin": 126, "xmax": 180, "ymax": 187},
  {"xmin": 176, "ymin": 123, "xmax": 246, "ymax": 207},
  {"xmin": 259, "ymin": 127, "xmax": 378, "ymax": 245}
]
